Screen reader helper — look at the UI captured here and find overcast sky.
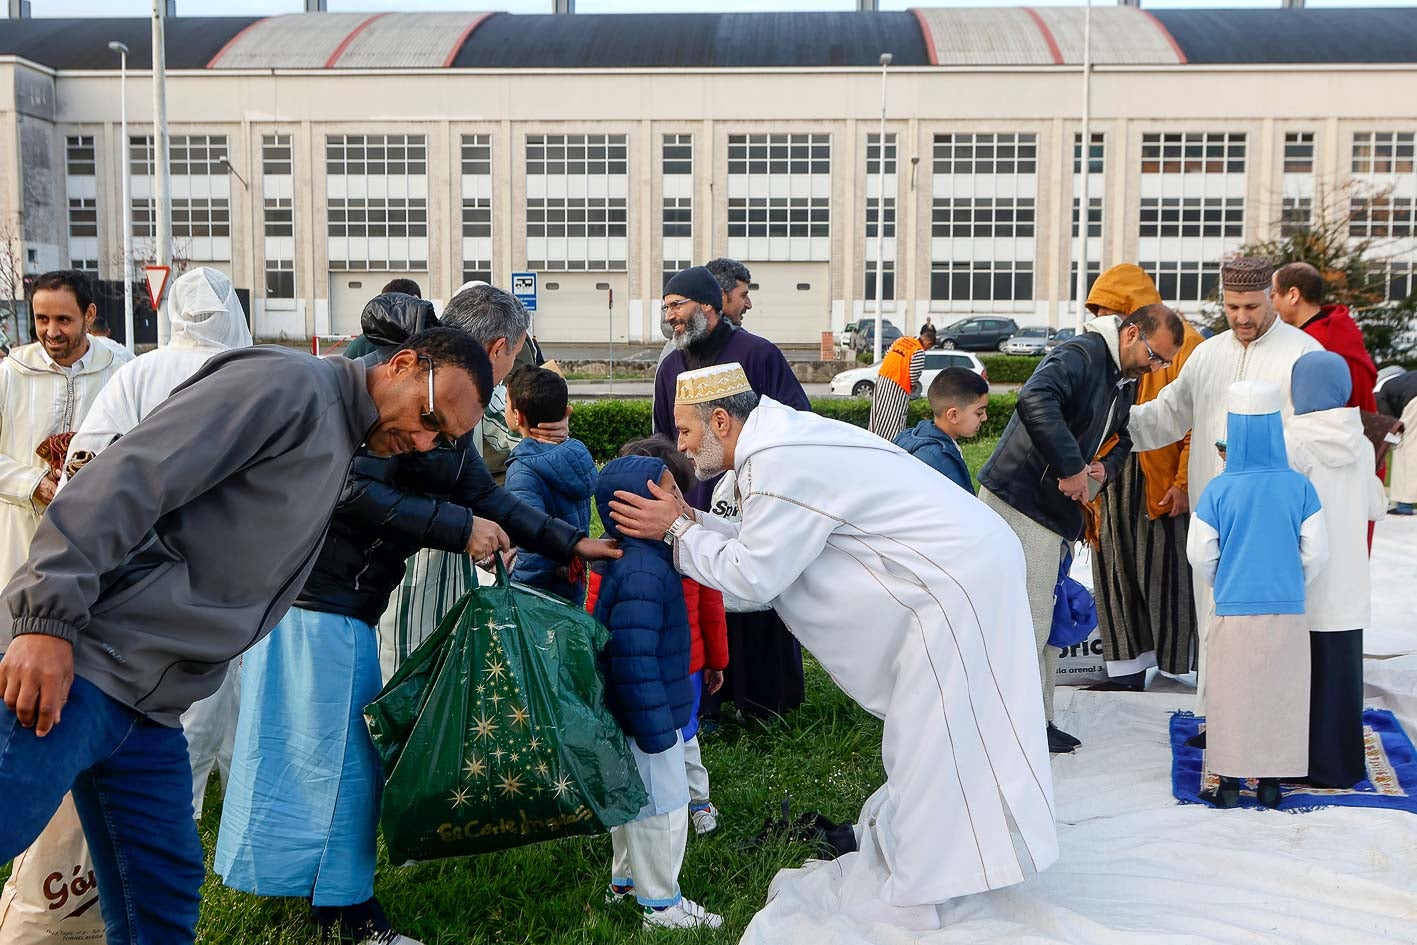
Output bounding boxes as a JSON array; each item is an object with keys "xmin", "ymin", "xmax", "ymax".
[{"xmin": 19, "ymin": 0, "xmax": 1417, "ymax": 16}]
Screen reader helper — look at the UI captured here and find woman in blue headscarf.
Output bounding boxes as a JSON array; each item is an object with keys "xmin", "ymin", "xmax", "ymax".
[{"xmin": 1286, "ymin": 351, "xmax": 1388, "ymax": 788}]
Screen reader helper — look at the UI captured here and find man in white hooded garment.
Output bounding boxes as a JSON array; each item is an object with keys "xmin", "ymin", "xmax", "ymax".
[
  {"xmin": 609, "ymin": 362, "xmax": 1058, "ymax": 933},
  {"xmin": 65, "ymin": 266, "xmax": 254, "ymax": 814}
]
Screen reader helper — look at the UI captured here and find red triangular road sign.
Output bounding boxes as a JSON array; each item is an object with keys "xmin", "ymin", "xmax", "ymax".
[{"xmin": 144, "ymin": 265, "xmax": 171, "ymax": 309}]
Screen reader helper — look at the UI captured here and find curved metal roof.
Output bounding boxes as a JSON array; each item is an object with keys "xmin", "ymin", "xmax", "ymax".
[
  {"xmin": 0, "ymin": 8, "xmax": 1415, "ymax": 73},
  {"xmin": 452, "ymin": 11, "xmax": 929, "ymax": 69},
  {"xmin": 1150, "ymin": 8, "xmax": 1417, "ymax": 65}
]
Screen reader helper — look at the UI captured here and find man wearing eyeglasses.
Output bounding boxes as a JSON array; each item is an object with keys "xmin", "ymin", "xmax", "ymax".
[
  {"xmin": 980, "ymin": 303, "xmax": 1185, "ymax": 754},
  {"xmin": 0, "ymin": 328, "xmax": 494, "ymax": 945},
  {"xmin": 1082, "ymin": 265, "xmax": 1206, "ymax": 697},
  {"xmin": 215, "ymin": 287, "xmax": 618, "ymax": 945}
]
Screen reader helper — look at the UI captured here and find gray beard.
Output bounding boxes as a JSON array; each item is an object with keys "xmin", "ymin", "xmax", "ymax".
[
  {"xmin": 690, "ymin": 435, "xmax": 726, "ymax": 481},
  {"xmin": 671, "ymin": 310, "xmax": 710, "ymax": 351}
]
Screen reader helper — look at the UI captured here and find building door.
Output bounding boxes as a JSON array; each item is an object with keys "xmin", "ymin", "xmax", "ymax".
[
  {"xmin": 532, "ymin": 272, "xmax": 629, "ymax": 344},
  {"xmin": 328, "ymin": 271, "xmax": 428, "ymax": 338},
  {"xmin": 740, "ymin": 262, "xmax": 829, "ymax": 344}
]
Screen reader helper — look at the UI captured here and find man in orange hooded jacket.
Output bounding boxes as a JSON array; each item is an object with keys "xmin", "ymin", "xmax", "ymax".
[{"xmin": 1088, "ymin": 265, "xmax": 1205, "ymax": 689}]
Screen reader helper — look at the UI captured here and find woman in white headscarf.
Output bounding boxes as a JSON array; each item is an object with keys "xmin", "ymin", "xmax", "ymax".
[{"xmin": 65, "ymin": 267, "xmax": 253, "ymax": 463}]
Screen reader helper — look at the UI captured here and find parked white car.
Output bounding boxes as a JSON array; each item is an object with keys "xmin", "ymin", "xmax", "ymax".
[{"xmin": 830, "ymin": 349, "xmax": 987, "ymax": 398}]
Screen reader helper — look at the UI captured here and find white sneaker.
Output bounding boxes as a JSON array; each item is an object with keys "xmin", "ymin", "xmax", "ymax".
[
  {"xmin": 691, "ymin": 803, "xmax": 719, "ymax": 835},
  {"xmin": 357, "ymin": 932, "xmax": 424, "ymax": 945},
  {"xmin": 642, "ymin": 897, "xmax": 724, "ymax": 930}
]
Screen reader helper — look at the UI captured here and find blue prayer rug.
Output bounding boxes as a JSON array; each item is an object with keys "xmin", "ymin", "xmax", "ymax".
[{"xmin": 1170, "ymin": 709, "xmax": 1417, "ymax": 813}]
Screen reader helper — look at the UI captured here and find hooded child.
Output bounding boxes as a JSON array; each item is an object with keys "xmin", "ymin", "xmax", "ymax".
[
  {"xmin": 1187, "ymin": 380, "xmax": 1329, "ymax": 809},
  {"xmin": 590, "ymin": 455, "xmax": 723, "ymax": 931}
]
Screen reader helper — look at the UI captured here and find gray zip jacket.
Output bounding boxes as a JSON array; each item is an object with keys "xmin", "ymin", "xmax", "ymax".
[{"xmin": 2, "ymin": 346, "xmax": 379, "ymax": 726}]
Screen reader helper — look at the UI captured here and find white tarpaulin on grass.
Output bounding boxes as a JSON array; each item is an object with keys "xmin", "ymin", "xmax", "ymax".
[{"xmin": 740, "ymin": 516, "xmax": 1417, "ymax": 945}]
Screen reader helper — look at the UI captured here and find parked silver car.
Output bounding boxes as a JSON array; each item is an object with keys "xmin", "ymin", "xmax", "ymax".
[
  {"xmin": 1043, "ymin": 327, "xmax": 1076, "ymax": 354},
  {"xmin": 1003, "ymin": 326, "xmax": 1055, "ymax": 356}
]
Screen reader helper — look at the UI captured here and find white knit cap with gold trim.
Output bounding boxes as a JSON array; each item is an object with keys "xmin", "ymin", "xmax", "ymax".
[
  {"xmin": 1227, "ymin": 380, "xmax": 1282, "ymax": 416},
  {"xmin": 675, "ymin": 362, "xmax": 753, "ymax": 406}
]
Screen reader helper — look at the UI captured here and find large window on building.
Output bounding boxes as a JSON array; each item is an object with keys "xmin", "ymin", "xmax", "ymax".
[
  {"xmin": 930, "ymin": 133, "xmax": 1037, "ymax": 308},
  {"xmin": 1350, "ymin": 132, "xmax": 1417, "ymax": 301},
  {"xmin": 726, "ymin": 133, "xmax": 831, "ymax": 262},
  {"xmin": 863, "ymin": 133, "xmax": 897, "ymax": 303},
  {"xmin": 263, "ymin": 133, "xmax": 295, "ymax": 300},
  {"xmin": 1281, "ymin": 131, "xmax": 1316, "ymax": 236},
  {"xmin": 1137, "ymin": 131, "xmax": 1247, "ymax": 305},
  {"xmin": 525, "ymin": 134, "xmax": 629, "ymax": 272},
  {"xmin": 661, "ymin": 133, "xmax": 694, "ymax": 288},
  {"xmin": 326, "ymin": 134, "xmax": 428, "ymax": 272},
  {"xmin": 129, "ymin": 134, "xmax": 233, "ymax": 264},
  {"xmin": 65, "ymin": 136, "xmax": 99, "ymax": 272},
  {"xmin": 1069, "ymin": 132, "xmax": 1104, "ymax": 301},
  {"xmin": 461, "ymin": 134, "xmax": 493, "ymax": 285}
]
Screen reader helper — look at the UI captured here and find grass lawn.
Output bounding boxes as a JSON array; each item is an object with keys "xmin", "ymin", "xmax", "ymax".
[
  {"xmin": 2, "ymin": 436, "xmax": 1003, "ymax": 943},
  {"xmin": 194, "ymin": 655, "xmax": 883, "ymax": 944}
]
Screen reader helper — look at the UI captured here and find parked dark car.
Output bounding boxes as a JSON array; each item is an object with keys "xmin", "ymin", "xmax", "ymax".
[
  {"xmin": 852, "ymin": 318, "xmax": 903, "ymax": 353},
  {"xmin": 936, "ymin": 317, "xmax": 1020, "ymax": 352},
  {"xmin": 1043, "ymin": 327, "xmax": 1076, "ymax": 355}
]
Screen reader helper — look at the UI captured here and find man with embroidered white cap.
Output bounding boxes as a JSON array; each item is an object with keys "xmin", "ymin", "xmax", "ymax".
[
  {"xmin": 1128, "ymin": 256, "xmax": 1321, "ymax": 721},
  {"xmin": 609, "ymin": 362, "xmax": 1058, "ymax": 934}
]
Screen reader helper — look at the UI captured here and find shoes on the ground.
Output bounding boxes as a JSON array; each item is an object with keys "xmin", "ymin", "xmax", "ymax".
[
  {"xmin": 691, "ymin": 803, "xmax": 719, "ymax": 835},
  {"xmin": 1256, "ymin": 778, "xmax": 1283, "ymax": 809},
  {"xmin": 1201, "ymin": 776, "xmax": 1241, "ymax": 809},
  {"xmin": 642, "ymin": 897, "xmax": 724, "ymax": 930},
  {"xmin": 1390, "ymin": 502, "xmax": 1414, "ymax": 516},
  {"xmin": 1185, "ymin": 730, "xmax": 1207, "ymax": 750},
  {"xmin": 356, "ymin": 932, "xmax": 424, "ymax": 945},
  {"xmin": 605, "ymin": 882, "xmax": 636, "ymax": 905},
  {"xmin": 1047, "ymin": 723, "xmax": 1080, "ymax": 753},
  {"xmin": 696, "ymin": 717, "xmax": 721, "ymax": 737},
  {"xmin": 1084, "ymin": 671, "xmax": 1145, "ymax": 692}
]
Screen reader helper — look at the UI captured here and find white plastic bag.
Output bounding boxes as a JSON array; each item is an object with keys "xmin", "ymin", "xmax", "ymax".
[{"xmin": 0, "ymin": 795, "xmax": 107, "ymax": 943}]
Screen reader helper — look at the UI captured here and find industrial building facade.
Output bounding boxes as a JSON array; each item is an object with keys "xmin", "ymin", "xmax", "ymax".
[{"xmin": 2, "ymin": 7, "xmax": 1416, "ymax": 344}]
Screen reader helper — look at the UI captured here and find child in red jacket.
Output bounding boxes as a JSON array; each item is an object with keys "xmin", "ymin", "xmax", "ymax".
[{"xmin": 595, "ymin": 437, "xmax": 729, "ymax": 834}]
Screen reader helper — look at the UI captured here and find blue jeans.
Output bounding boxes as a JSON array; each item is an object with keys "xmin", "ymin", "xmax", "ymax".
[{"xmin": 0, "ymin": 675, "xmax": 204, "ymax": 945}]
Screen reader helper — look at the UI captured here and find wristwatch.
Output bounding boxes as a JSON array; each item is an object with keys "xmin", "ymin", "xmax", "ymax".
[{"xmin": 663, "ymin": 514, "xmax": 695, "ymax": 545}]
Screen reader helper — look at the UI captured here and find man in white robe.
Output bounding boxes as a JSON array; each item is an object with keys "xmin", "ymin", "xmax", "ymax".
[
  {"xmin": 1128, "ymin": 257, "xmax": 1322, "ymax": 708},
  {"xmin": 609, "ymin": 362, "xmax": 1058, "ymax": 934}
]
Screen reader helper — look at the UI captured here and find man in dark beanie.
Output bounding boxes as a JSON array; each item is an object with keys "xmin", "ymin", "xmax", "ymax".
[{"xmin": 652, "ymin": 266, "xmax": 812, "ymax": 737}]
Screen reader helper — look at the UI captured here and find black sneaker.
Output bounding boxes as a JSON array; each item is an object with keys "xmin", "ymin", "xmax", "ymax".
[
  {"xmin": 1047, "ymin": 723, "xmax": 1079, "ymax": 753},
  {"xmin": 1185, "ymin": 730, "xmax": 1207, "ymax": 750}
]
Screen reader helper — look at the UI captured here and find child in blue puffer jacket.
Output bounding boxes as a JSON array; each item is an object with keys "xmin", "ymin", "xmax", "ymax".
[
  {"xmin": 589, "ymin": 455, "xmax": 722, "ymax": 931},
  {"xmin": 504, "ymin": 366, "xmax": 596, "ymax": 603}
]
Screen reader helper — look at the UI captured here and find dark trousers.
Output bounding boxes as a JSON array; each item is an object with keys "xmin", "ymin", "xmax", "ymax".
[
  {"xmin": 0, "ymin": 676, "xmax": 204, "ymax": 945},
  {"xmin": 1308, "ymin": 629, "xmax": 1366, "ymax": 789}
]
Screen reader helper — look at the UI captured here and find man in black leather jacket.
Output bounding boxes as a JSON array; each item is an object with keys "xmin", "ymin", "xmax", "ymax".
[
  {"xmin": 979, "ymin": 304, "xmax": 1184, "ymax": 754},
  {"xmin": 218, "ymin": 289, "xmax": 618, "ymax": 945}
]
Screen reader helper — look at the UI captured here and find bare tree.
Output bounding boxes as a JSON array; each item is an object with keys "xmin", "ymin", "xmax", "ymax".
[{"xmin": 0, "ymin": 223, "xmax": 23, "ymax": 348}]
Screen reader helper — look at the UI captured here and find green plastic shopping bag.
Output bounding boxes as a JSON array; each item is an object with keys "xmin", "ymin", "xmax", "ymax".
[{"xmin": 365, "ymin": 559, "xmax": 647, "ymax": 864}]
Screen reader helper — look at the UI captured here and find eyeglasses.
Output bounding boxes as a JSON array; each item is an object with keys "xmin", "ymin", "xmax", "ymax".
[
  {"xmin": 417, "ymin": 354, "xmax": 448, "ymax": 443},
  {"xmin": 660, "ymin": 298, "xmax": 697, "ymax": 317},
  {"xmin": 1137, "ymin": 329, "xmax": 1173, "ymax": 369}
]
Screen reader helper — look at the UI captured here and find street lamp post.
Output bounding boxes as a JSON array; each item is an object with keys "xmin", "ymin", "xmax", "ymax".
[
  {"xmin": 152, "ymin": 0, "xmax": 173, "ymax": 344},
  {"xmin": 873, "ymin": 52, "xmax": 892, "ymax": 366},
  {"xmin": 108, "ymin": 41, "xmax": 133, "ymax": 352},
  {"xmin": 1075, "ymin": 0, "xmax": 1094, "ymax": 334}
]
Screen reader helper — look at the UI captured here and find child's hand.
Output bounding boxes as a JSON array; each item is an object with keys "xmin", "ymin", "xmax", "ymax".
[{"xmin": 704, "ymin": 669, "xmax": 724, "ymax": 695}]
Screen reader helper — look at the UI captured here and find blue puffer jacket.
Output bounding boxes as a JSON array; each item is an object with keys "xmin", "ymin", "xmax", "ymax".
[
  {"xmin": 590, "ymin": 456, "xmax": 694, "ymax": 754},
  {"xmin": 506, "ymin": 436, "xmax": 596, "ymax": 603},
  {"xmin": 894, "ymin": 419, "xmax": 974, "ymax": 495}
]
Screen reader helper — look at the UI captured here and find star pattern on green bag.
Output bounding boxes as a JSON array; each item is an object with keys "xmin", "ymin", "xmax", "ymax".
[{"xmin": 453, "ymin": 630, "xmax": 579, "ymax": 815}]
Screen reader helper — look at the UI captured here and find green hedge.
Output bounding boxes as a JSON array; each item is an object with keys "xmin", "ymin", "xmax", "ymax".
[
  {"xmin": 569, "ymin": 393, "xmax": 1020, "ymax": 463},
  {"xmin": 977, "ymin": 354, "xmax": 1042, "ymax": 384}
]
